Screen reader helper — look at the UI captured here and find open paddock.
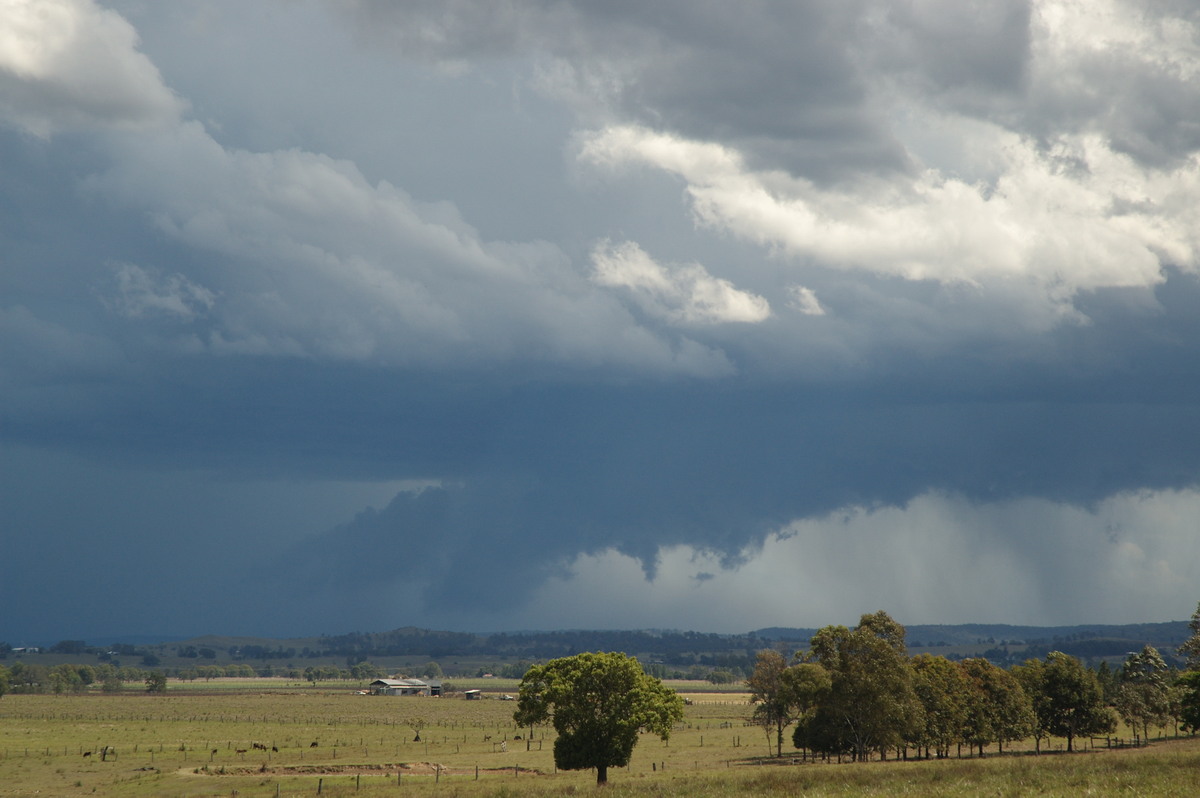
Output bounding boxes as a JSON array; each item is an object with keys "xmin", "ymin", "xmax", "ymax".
[{"xmin": 1, "ymin": 687, "xmax": 1197, "ymax": 796}]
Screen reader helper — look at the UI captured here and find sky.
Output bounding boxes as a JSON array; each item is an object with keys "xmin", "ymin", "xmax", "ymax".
[{"xmin": 3, "ymin": 0, "xmax": 1200, "ymax": 644}]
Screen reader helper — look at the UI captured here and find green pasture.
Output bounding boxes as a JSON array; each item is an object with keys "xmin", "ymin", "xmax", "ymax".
[{"xmin": 1, "ymin": 686, "xmax": 1197, "ymax": 796}]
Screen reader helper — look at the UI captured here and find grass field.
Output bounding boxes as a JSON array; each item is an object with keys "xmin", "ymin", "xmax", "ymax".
[{"xmin": 1, "ymin": 683, "xmax": 1197, "ymax": 796}]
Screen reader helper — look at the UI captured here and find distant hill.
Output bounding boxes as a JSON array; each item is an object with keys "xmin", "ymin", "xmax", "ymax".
[
  {"xmin": 11, "ymin": 620, "xmax": 1190, "ymax": 675},
  {"xmin": 755, "ymin": 621, "xmax": 1189, "ymax": 647},
  {"xmin": 754, "ymin": 621, "xmax": 1191, "ymax": 667},
  {"xmin": 164, "ymin": 620, "xmax": 1191, "ymax": 668}
]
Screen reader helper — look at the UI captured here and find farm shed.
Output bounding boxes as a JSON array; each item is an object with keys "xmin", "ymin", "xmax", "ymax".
[
  {"xmin": 370, "ymin": 678, "xmax": 427, "ymax": 696},
  {"xmin": 464, "ymin": 689, "xmax": 482, "ymax": 700},
  {"xmin": 368, "ymin": 678, "xmax": 443, "ymax": 696}
]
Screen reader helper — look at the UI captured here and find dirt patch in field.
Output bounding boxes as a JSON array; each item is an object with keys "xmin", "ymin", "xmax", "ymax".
[{"xmin": 183, "ymin": 762, "xmax": 546, "ymax": 777}]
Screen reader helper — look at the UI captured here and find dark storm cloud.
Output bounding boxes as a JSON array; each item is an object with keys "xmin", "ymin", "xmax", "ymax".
[
  {"xmin": 339, "ymin": 0, "xmax": 911, "ymax": 181},
  {"xmin": 866, "ymin": 1, "xmax": 1032, "ymax": 105},
  {"xmin": 270, "ymin": 275, "xmax": 1200, "ymax": 622},
  {"xmin": 4, "ymin": 0, "xmax": 1200, "ymax": 638}
]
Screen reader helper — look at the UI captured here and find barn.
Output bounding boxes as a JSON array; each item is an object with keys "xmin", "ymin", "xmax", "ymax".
[{"xmin": 368, "ymin": 678, "xmax": 443, "ymax": 696}]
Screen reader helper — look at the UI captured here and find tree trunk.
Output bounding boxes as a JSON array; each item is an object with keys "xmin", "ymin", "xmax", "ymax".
[{"xmin": 596, "ymin": 764, "xmax": 607, "ymax": 785}]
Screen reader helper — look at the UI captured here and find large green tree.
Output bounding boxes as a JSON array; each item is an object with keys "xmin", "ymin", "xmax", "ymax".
[
  {"xmin": 513, "ymin": 652, "xmax": 683, "ymax": 785},
  {"xmin": 807, "ymin": 611, "xmax": 923, "ymax": 761},
  {"xmin": 910, "ymin": 654, "xmax": 972, "ymax": 759},
  {"xmin": 959, "ymin": 658, "xmax": 1034, "ymax": 755},
  {"xmin": 1012, "ymin": 658, "xmax": 1050, "ymax": 752},
  {"xmin": 1114, "ymin": 645, "xmax": 1171, "ymax": 744},
  {"xmin": 1026, "ymin": 651, "xmax": 1115, "ymax": 752},
  {"xmin": 1176, "ymin": 670, "xmax": 1200, "ymax": 733}
]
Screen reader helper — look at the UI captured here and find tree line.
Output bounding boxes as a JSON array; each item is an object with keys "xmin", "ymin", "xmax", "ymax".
[
  {"xmin": 0, "ymin": 661, "xmax": 403, "ymax": 694},
  {"xmin": 748, "ymin": 607, "xmax": 1200, "ymax": 762},
  {"xmin": 0, "ymin": 662, "xmax": 166, "ymax": 695}
]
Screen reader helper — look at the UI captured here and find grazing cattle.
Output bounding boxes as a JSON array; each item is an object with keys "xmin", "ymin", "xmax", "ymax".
[
  {"xmin": 310, "ymin": 741, "xmax": 319, "ymax": 748},
  {"xmin": 211, "ymin": 749, "xmax": 218, "ymax": 755},
  {"xmin": 252, "ymin": 742, "xmax": 267, "ymax": 751},
  {"xmin": 271, "ymin": 746, "xmax": 278, "ymax": 752},
  {"xmin": 82, "ymin": 751, "xmax": 91, "ymax": 758},
  {"xmin": 235, "ymin": 749, "xmax": 247, "ymax": 756}
]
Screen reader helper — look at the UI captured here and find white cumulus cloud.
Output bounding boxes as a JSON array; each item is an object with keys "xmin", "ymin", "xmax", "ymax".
[
  {"xmin": 590, "ymin": 239, "xmax": 770, "ymax": 325},
  {"xmin": 0, "ymin": 0, "xmax": 183, "ymax": 136},
  {"xmin": 581, "ymin": 124, "xmax": 1200, "ymax": 328},
  {"xmin": 786, "ymin": 285, "xmax": 825, "ymax": 316}
]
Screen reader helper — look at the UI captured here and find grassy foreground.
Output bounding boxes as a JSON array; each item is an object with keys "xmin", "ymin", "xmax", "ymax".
[{"xmin": 1, "ymin": 686, "xmax": 1197, "ymax": 796}]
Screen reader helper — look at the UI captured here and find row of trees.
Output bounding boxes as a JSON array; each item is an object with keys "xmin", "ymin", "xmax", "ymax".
[
  {"xmin": 0, "ymin": 662, "xmax": 158, "ymax": 694},
  {"xmin": 0, "ymin": 660, "xmax": 409, "ymax": 693},
  {"xmin": 0, "ymin": 662, "xmax": 407, "ymax": 690},
  {"xmin": 749, "ymin": 610, "xmax": 1198, "ymax": 762}
]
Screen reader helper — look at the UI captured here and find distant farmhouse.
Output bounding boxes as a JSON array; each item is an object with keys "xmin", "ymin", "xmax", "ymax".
[{"xmin": 368, "ymin": 678, "xmax": 442, "ymax": 697}]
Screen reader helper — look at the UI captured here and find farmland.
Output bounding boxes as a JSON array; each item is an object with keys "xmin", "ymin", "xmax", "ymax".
[{"xmin": 1, "ymin": 682, "xmax": 1198, "ymax": 796}]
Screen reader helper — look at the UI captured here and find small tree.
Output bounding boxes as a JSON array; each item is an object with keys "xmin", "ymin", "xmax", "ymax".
[
  {"xmin": 747, "ymin": 650, "xmax": 792, "ymax": 757},
  {"xmin": 1114, "ymin": 645, "xmax": 1171, "ymax": 744},
  {"xmin": 513, "ymin": 652, "xmax": 683, "ymax": 785},
  {"xmin": 145, "ymin": 671, "xmax": 167, "ymax": 693},
  {"xmin": 747, "ymin": 652, "xmax": 831, "ymax": 758},
  {"xmin": 49, "ymin": 664, "xmax": 82, "ymax": 694},
  {"xmin": 97, "ymin": 664, "xmax": 123, "ymax": 694}
]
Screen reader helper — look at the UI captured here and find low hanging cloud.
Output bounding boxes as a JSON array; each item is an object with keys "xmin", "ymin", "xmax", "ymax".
[
  {"xmin": 590, "ymin": 239, "xmax": 770, "ymax": 325},
  {"xmin": 528, "ymin": 488, "xmax": 1200, "ymax": 631}
]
